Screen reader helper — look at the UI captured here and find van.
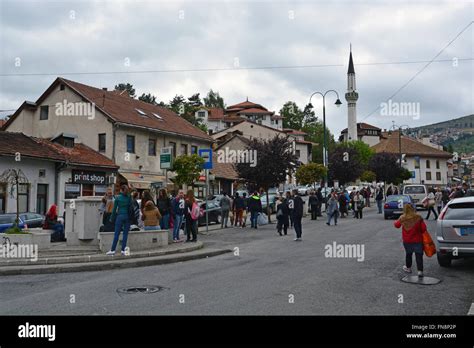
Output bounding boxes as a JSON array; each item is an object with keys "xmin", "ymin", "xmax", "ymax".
[{"xmin": 402, "ymin": 184, "xmax": 427, "ymax": 208}]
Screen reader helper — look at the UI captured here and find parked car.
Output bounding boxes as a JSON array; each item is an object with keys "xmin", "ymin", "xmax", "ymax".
[
  {"xmin": 19, "ymin": 213, "xmax": 45, "ymax": 228},
  {"xmin": 383, "ymin": 195, "xmax": 416, "ymax": 219},
  {"xmin": 297, "ymin": 185, "xmax": 312, "ymax": 196},
  {"xmin": 436, "ymin": 196, "xmax": 474, "ymax": 267},
  {"xmin": 198, "ymin": 201, "xmax": 221, "ymax": 226},
  {"xmin": 0, "ymin": 214, "xmax": 27, "ymax": 233},
  {"xmin": 402, "ymin": 184, "xmax": 427, "ymax": 209}
]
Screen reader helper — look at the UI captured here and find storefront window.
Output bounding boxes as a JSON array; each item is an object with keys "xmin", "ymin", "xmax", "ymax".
[
  {"xmin": 65, "ymin": 184, "xmax": 81, "ymax": 199},
  {"xmin": 82, "ymin": 184, "xmax": 94, "ymax": 196}
]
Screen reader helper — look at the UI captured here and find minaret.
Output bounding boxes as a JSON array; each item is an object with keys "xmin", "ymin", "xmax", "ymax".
[{"xmin": 345, "ymin": 46, "xmax": 359, "ymax": 141}]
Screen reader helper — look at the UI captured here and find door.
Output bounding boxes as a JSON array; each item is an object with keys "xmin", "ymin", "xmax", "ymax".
[
  {"xmin": 0, "ymin": 184, "xmax": 6, "ymax": 214},
  {"xmin": 36, "ymin": 184, "xmax": 48, "ymax": 215}
]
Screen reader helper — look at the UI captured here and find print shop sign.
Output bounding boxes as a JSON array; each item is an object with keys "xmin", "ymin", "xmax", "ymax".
[{"xmin": 72, "ymin": 170, "xmax": 106, "ymax": 185}]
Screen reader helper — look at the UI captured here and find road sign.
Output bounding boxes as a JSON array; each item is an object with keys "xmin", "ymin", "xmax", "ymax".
[
  {"xmin": 199, "ymin": 148, "xmax": 213, "ymax": 170},
  {"xmin": 160, "ymin": 147, "xmax": 173, "ymax": 169}
]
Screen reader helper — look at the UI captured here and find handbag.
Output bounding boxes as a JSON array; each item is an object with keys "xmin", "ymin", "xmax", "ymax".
[{"xmin": 422, "ymin": 231, "xmax": 436, "ymax": 257}]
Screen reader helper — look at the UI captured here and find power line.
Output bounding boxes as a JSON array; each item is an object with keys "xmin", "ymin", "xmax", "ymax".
[
  {"xmin": 0, "ymin": 58, "xmax": 472, "ymax": 77},
  {"xmin": 361, "ymin": 21, "xmax": 474, "ymax": 122}
]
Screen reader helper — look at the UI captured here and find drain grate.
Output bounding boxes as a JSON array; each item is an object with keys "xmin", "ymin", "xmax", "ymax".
[{"xmin": 116, "ymin": 285, "xmax": 167, "ymax": 294}]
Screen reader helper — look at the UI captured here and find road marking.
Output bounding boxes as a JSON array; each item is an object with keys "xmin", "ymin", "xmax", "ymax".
[{"xmin": 468, "ymin": 303, "xmax": 474, "ymax": 315}]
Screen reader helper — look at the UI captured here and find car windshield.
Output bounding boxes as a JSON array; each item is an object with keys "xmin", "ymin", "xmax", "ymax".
[
  {"xmin": 444, "ymin": 202, "xmax": 474, "ymax": 220},
  {"xmin": 404, "ymin": 186, "xmax": 425, "ymax": 194},
  {"xmin": 387, "ymin": 195, "xmax": 409, "ymax": 202},
  {"xmin": 0, "ymin": 215, "xmax": 16, "ymax": 224}
]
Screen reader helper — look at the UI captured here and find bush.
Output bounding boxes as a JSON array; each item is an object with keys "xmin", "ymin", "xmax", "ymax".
[{"xmin": 5, "ymin": 226, "xmax": 30, "ymax": 235}]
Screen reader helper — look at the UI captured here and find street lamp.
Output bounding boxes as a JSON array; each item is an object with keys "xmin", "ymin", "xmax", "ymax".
[
  {"xmin": 388, "ymin": 121, "xmax": 410, "ymax": 168},
  {"xmin": 308, "ymin": 90, "xmax": 342, "ymax": 189}
]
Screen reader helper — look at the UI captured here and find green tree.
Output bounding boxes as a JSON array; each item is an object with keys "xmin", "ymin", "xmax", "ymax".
[
  {"xmin": 328, "ymin": 146, "xmax": 364, "ymax": 185},
  {"xmin": 303, "ymin": 121, "xmax": 336, "ymax": 164},
  {"xmin": 236, "ymin": 135, "xmax": 298, "ymax": 222},
  {"xmin": 343, "ymin": 140, "xmax": 375, "ymax": 167},
  {"xmin": 138, "ymin": 93, "xmax": 158, "ymax": 105},
  {"xmin": 114, "ymin": 83, "xmax": 136, "ymax": 98},
  {"xmin": 360, "ymin": 170, "xmax": 376, "ymax": 183},
  {"xmin": 280, "ymin": 101, "xmax": 304, "ymax": 130},
  {"xmin": 393, "ymin": 167, "xmax": 413, "ymax": 185},
  {"xmin": 188, "ymin": 93, "xmax": 203, "ymax": 107},
  {"xmin": 369, "ymin": 152, "xmax": 402, "ymax": 184},
  {"xmin": 172, "ymin": 154, "xmax": 205, "ymax": 187},
  {"xmin": 295, "ymin": 163, "xmax": 327, "ymax": 188},
  {"xmin": 203, "ymin": 89, "xmax": 225, "ymax": 109}
]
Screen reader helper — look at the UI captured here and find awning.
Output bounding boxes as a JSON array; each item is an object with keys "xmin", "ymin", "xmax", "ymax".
[{"xmin": 119, "ymin": 172, "xmax": 166, "ymax": 189}]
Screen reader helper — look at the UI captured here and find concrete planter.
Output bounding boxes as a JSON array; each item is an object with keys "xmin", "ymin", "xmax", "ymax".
[
  {"xmin": 98, "ymin": 229, "xmax": 169, "ymax": 252},
  {"xmin": 1, "ymin": 231, "xmax": 51, "ymax": 250}
]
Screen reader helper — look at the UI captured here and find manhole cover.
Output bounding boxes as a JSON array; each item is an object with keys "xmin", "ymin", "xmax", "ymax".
[
  {"xmin": 116, "ymin": 286, "xmax": 167, "ymax": 294},
  {"xmin": 401, "ymin": 276, "xmax": 442, "ymax": 285}
]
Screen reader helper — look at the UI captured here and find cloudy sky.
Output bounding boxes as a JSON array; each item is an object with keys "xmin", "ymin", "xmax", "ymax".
[{"xmin": 0, "ymin": 0, "xmax": 472, "ymax": 136}]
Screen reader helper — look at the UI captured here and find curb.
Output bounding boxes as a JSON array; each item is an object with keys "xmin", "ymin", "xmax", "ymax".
[{"xmin": 0, "ymin": 247, "xmax": 232, "ymax": 276}]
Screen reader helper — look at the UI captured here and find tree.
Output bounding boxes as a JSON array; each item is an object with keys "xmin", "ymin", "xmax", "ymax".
[
  {"xmin": 172, "ymin": 154, "xmax": 205, "ymax": 187},
  {"xmin": 301, "ymin": 121, "xmax": 336, "ymax": 164},
  {"xmin": 343, "ymin": 140, "xmax": 375, "ymax": 167},
  {"xmin": 280, "ymin": 101, "xmax": 318, "ymax": 130},
  {"xmin": 369, "ymin": 152, "xmax": 402, "ymax": 184},
  {"xmin": 0, "ymin": 169, "xmax": 29, "ymax": 228},
  {"xmin": 236, "ymin": 135, "xmax": 298, "ymax": 222},
  {"xmin": 295, "ymin": 163, "xmax": 327, "ymax": 188},
  {"xmin": 360, "ymin": 170, "xmax": 376, "ymax": 183},
  {"xmin": 393, "ymin": 167, "xmax": 412, "ymax": 185},
  {"xmin": 138, "ymin": 93, "xmax": 158, "ymax": 105},
  {"xmin": 328, "ymin": 146, "xmax": 364, "ymax": 185},
  {"xmin": 188, "ymin": 93, "xmax": 203, "ymax": 107},
  {"xmin": 114, "ymin": 83, "xmax": 136, "ymax": 98},
  {"xmin": 203, "ymin": 89, "xmax": 225, "ymax": 109}
]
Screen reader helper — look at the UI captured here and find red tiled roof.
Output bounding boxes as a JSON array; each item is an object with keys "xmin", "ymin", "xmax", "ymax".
[
  {"xmin": 227, "ymin": 100, "xmax": 265, "ymax": 110},
  {"xmin": 0, "ymin": 120, "xmax": 6, "ymax": 130},
  {"xmin": 237, "ymin": 108, "xmax": 273, "ymax": 115},
  {"xmin": 340, "ymin": 122, "xmax": 382, "ymax": 133},
  {"xmin": 222, "ymin": 116, "xmax": 246, "ymax": 123},
  {"xmin": 210, "ymin": 153, "xmax": 239, "ymax": 180},
  {"xmin": 0, "ymin": 132, "xmax": 118, "ymax": 168},
  {"xmin": 283, "ymin": 129, "xmax": 307, "ymax": 135},
  {"xmin": 371, "ymin": 131, "xmax": 452, "ymax": 158},
  {"xmin": 207, "ymin": 108, "xmax": 225, "ymax": 120}
]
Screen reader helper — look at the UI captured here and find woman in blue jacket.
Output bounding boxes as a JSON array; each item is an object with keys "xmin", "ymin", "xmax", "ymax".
[{"xmin": 107, "ymin": 185, "xmax": 132, "ymax": 256}]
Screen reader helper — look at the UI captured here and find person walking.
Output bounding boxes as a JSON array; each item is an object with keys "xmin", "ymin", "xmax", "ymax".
[
  {"xmin": 338, "ymin": 191, "xmax": 346, "ymax": 218},
  {"xmin": 308, "ymin": 190, "xmax": 319, "ymax": 220},
  {"xmin": 233, "ymin": 192, "xmax": 245, "ymax": 228},
  {"xmin": 424, "ymin": 189, "xmax": 438, "ymax": 220},
  {"xmin": 276, "ymin": 196, "xmax": 290, "ymax": 236},
  {"xmin": 287, "ymin": 191, "xmax": 294, "ymax": 228},
  {"xmin": 242, "ymin": 192, "xmax": 248, "ymax": 227},
  {"xmin": 184, "ymin": 190, "xmax": 198, "ymax": 242},
  {"xmin": 292, "ymin": 189, "xmax": 304, "ymax": 241},
  {"xmin": 248, "ymin": 191, "xmax": 262, "ymax": 229},
  {"xmin": 43, "ymin": 204, "xmax": 66, "ymax": 242},
  {"xmin": 107, "ymin": 185, "xmax": 132, "ymax": 256},
  {"xmin": 375, "ymin": 185, "xmax": 384, "ymax": 214},
  {"xmin": 326, "ymin": 192, "xmax": 339, "ymax": 226},
  {"xmin": 353, "ymin": 191, "xmax": 365, "ymax": 219},
  {"xmin": 316, "ymin": 188, "xmax": 323, "ymax": 217},
  {"xmin": 142, "ymin": 200, "xmax": 162, "ymax": 230},
  {"xmin": 157, "ymin": 189, "xmax": 171, "ymax": 230},
  {"xmin": 171, "ymin": 190, "xmax": 186, "ymax": 242},
  {"xmin": 220, "ymin": 192, "xmax": 231, "ymax": 228},
  {"xmin": 394, "ymin": 204, "xmax": 426, "ymax": 277},
  {"xmin": 365, "ymin": 186, "xmax": 371, "ymax": 207}
]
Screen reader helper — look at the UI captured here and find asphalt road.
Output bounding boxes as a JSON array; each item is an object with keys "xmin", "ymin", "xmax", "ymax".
[{"xmin": 1, "ymin": 206, "xmax": 473, "ymax": 315}]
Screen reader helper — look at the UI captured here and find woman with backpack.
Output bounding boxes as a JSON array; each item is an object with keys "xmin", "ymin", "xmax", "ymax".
[
  {"xmin": 157, "ymin": 189, "xmax": 172, "ymax": 230},
  {"xmin": 185, "ymin": 190, "xmax": 198, "ymax": 242},
  {"xmin": 394, "ymin": 204, "xmax": 426, "ymax": 277},
  {"xmin": 107, "ymin": 184, "xmax": 132, "ymax": 256}
]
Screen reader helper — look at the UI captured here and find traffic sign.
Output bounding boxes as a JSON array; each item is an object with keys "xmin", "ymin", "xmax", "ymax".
[{"xmin": 199, "ymin": 148, "xmax": 213, "ymax": 170}]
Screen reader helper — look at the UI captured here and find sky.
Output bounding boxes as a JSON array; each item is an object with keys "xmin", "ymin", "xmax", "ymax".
[{"xmin": 0, "ymin": 0, "xmax": 472, "ymax": 137}]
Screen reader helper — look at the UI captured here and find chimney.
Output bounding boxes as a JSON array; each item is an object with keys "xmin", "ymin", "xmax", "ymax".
[{"xmin": 102, "ymin": 87, "xmax": 108, "ymax": 91}]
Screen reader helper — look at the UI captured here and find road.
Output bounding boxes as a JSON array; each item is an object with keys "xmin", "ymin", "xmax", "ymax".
[{"xmin": 1, "ymin": 206, "xmax": 473, "ymax": 315}]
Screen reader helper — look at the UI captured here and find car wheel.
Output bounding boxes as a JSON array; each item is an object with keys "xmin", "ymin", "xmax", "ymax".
[{"xmin": 437, "ymin": 252, "xmax": 452, "ymax": 267}]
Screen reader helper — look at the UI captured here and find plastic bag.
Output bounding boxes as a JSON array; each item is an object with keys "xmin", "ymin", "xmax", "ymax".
[
  {"xmin": 257, "ymin": 213, "xmax": 268, "ymax": 226},
  {"xmin": 422, "ymin": 231, "xmax": 436, "ymax": 257}
]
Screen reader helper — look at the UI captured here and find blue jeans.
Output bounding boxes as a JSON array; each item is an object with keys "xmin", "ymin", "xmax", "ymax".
[
  {"xmin": 250, "ymin": 211, "xmax": 258, "ymax": 228},
  {"xmin": 327, "ymin": 211, "xmax": 338, "ymax": 225},
  {"xmin": 173, "ymin": 214, "xmax": 184, "ymax": 240},
  {"xmin": 144, "ymin": 225, "xmax": 160, "ymax": 231},
  {"xmin": 51, "ymin": 223, "xmax": 64, "ymax": 241},
  {"xmin": 111, "ymin": 213, "xmax": 130, "ymax": 252},
  {"xmin": 160, "ymin": 213, "xmax": 170, "ymax": 230},
  {"xmin": 376, "ymin": 199, "xmax": 383, "ymax": 213}
]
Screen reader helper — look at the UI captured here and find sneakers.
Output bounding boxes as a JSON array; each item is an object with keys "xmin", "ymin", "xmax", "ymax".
[
  {"xmin": 417, "ymin": 271, "xmax": 424, "ymax": 277},
  {"xmin": 403, "ymin": 266, "xmax": 412, "ymax": 273},
  {"xmin": 120, "ymin": 250, "xmax": 128, "ymax": 256},
  {"xmin": 106, "ymin": 250, "xmax": 115, "ymax": 256},
  {"xmin": 294, "ymin": 238, "xmax": 302, "ymax": 241}
]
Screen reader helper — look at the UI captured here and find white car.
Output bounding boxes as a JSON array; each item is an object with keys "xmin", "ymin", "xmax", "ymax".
[{"xmin": 402, "ymin": 184, "xmax": 427, "ymax": 208}]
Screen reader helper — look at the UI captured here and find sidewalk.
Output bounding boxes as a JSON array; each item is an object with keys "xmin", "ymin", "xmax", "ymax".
[{"xmin": 0, "ymin": 241, "xmax": 231, "ymax": 276}]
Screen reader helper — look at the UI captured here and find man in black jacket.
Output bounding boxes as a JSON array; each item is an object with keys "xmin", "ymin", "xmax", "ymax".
[
  {"xmin": 316, "ymin": 188, "xmax": 323, "ymax": 217},
  {"xmin": 308, "ymin": 191, "xmax": 319, "ymax": 220},
  {"xmin": 292, "ymin": 189, "xmax": 304, "ymax": 241}
]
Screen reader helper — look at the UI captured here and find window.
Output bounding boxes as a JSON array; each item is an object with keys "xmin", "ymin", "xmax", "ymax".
[
  {"xmin": 169, "ymin": 142, "xmax": 176, "ymax": 157},
  {"xmin": 152, "ymin": 113, "xmax": 162, "ymax": 120},
  {"xmin": 426, "ymin": 160, "xmax": 430, "ymax": 169},
  {"xmin": 414, "ymin": 158, "xmax": 420, "ymax": 169},
  {"xmin": 436, "ymin": 172, "xmax": 441, "ymax": 181},
  {"xmin": 36, "ymin": 184, "xmax": 48, "ymax": 215},
  {"xmin": 148, "ymin": 139, "xmax": 156, "ymax": 156},
  {"xmin": 426, "ymin": 172, "xmax": 432, "ymax": 181},
  {"xmin": 126, "ymin": 135, "xmax": 135, "ymax": 153},
  {"xmin": 181, "ymin": 144, "xmax": 188, "ymax": 155},
  {"xmin": 198, "ymin": 111, "xmax": 205, "ymax": 118},
  {"xmin": 40, "ymin": 105, "xmax": 49, "ymax": 120},
  {"xmin": 275, "ymin": 120, "xmax": 279, "ymax": 125},
  {"xmin": 60, "ymin": 84, "xmax": 65, "ymax": 91},
  {"xmin": 63, "ymin": 137, "xmax": 74, "ymax": 148},
  {"xmin": 295, "ymin": 150, "xmax": 301, "ymax": 157},
  {"xmin": 191, "ymin": 145, "xmax": 198, "ymax": 154},
  {"xmin": 98, "ymin": 134, "xmax": 106, "ymax": 153},
  {"xmin": 39, "ymin": 169, "xmax": 46, "ymax": 178},
  {"xmin": 82, "ymin": 184, "xmax": 94, "ymax": 196},
  {"xmin": 135, "ymin": 108, "xmax": 147, "ymax": 117},
  {"xmin": 0, "ymin": 184, "xmax": 6, "ymax": 214},
  {"xmin": 18, "ymin": 183, "xmax": 29, "ymax": 213},
  {"xmin": 436, "ymin": 160, "xmax": 440, "ymax": 169}
]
